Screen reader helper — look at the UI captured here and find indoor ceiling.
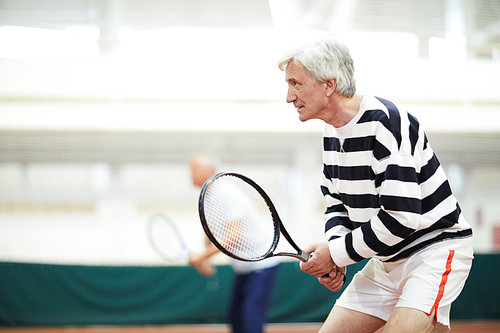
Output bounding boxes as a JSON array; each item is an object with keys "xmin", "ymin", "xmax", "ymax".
[{"xmin": 0, "ymin": 0, "xmax": 499, "ymax": 58}]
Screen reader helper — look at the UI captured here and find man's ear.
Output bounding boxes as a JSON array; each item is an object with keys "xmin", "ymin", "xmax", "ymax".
[{"xmin": 325, "ymin": 79, "xmax": 336, "ymax": 96}]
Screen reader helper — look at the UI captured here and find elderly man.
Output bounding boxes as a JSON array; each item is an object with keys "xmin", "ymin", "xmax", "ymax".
[
  {"xmin": 188, "ymin": 153, "xmax": 281, "ymax": 333},
  {"xmin": 277, "ymin": 35, "xmax": 473, "ymax": 333}
]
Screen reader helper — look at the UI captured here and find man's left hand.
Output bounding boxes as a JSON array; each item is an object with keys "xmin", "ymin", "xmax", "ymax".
[{"xmin": 318, "ymin": 266, "xmax": 346, "ymax": 292}]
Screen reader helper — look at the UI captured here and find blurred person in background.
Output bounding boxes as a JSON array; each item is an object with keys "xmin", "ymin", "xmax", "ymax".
[
  {"xmin": 188, "ymin": 153, "xmax": 281, "ymax": 333},
  {"xmin": 277, "ymin": 35, "xmax": 473, "ymax": 333}
]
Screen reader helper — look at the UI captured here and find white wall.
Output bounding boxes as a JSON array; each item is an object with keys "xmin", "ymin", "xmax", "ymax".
[{"xmin": 1, "ymin": 29, "xmax": 499, "ymax": 265}]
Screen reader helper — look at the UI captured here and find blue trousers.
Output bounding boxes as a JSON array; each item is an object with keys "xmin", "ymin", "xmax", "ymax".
[{"xmin": 229, "ymin": 264, "xmax": 281, "ymax": 333}]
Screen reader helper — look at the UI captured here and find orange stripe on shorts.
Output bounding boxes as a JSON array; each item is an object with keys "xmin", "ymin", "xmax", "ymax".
[{"xmin": 430, "ymin": 249, "xmax": 455, "ymax": 316}]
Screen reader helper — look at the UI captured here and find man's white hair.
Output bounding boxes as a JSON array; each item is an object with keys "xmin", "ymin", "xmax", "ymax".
[{"xmin": 277, "ymin": 34, "xmax": 356, "ymax": 98}]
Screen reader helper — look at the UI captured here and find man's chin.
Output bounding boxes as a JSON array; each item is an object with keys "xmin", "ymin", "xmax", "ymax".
[{"xmin": 298, "ymin": 114, "xmax": 309, "ymax": 122}]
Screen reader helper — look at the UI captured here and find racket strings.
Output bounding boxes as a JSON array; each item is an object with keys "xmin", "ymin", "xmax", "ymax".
[{"xmin": 204, "ymin": 175, "xmax": 276, "ymax": 260}]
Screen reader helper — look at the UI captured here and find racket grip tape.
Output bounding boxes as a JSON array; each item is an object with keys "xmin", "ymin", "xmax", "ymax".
[
  {"xmin": 299, "ymin": 251, "xmax": 312, "ymax": 261},
  {"xmin": 324, "ymin": 271, "xmax": 347, "ymax": 282}
]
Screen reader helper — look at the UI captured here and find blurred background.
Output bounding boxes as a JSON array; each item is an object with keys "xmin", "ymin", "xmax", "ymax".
[{"xmin": 1, "ymin": 0, "xmax": 500, "ymax": 267}]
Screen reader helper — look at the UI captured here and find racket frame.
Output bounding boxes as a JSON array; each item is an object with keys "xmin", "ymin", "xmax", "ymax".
[
  {"xmin": 198, "ymin": 172, "xmax": 311, "ymax": 262},
  {"xmin": 147, "ymin": 212, "xmax": 190, "ymax": 263}
]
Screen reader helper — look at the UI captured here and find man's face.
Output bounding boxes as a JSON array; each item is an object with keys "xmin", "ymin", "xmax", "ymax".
[
  {"xmin": 285, "ymin": 61, "xmax": 329, "ymax": 122},
  {"xmin": 190, "ymin": 158, "xmax": 214, "ymax": 188}
]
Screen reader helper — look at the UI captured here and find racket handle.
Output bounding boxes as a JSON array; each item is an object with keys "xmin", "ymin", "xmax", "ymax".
[
  {"xmin": 300, "ymin": 251, "xmax": 312, "ymax": 262},
  {"xmin": 323, "ymin": 272, "xmax": 346, "ymax": 282},
  {"xmin": 303, "ymin": 251, "xmax": 346, "ymax": 282}
]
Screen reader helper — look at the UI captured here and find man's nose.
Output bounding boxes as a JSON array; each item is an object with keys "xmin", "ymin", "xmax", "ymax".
[{"xmin": 286, "ymin": 89, "xmax": 296, "ymax": 104}]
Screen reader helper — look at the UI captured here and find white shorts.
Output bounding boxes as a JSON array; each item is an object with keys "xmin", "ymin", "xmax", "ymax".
[{"xmin": 335, "ymin": 237, "xmax": 473, "ymax": 327}]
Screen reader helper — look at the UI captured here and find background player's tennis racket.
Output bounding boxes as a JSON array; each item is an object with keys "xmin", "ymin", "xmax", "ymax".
[
  {"xmin": 147, "ymin": 212, "xmax": 190, "ymax": 263},
  {"xmin": 198, "ymin": 172, "xmax": 345, "ymax": 281}
]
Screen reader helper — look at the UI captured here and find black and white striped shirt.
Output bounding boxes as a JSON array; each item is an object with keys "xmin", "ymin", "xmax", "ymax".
[{"xmin": 322, "ymin": 96, "xmax": 472, "ymax": 267}]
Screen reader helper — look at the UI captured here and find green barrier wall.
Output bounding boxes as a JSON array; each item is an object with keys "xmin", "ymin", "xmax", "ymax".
[{"xmin": 0, "ymin": 254, "xmax": 498, "ymax": 327}]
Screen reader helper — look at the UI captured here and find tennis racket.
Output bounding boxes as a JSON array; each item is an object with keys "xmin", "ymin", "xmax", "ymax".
[
  {"xmin": 198, "ymin": 172, "xmax": 345, "ymax": 281},
  {"xmin": 147, "ymin": 212, "xmax": 190, "ymax": 263}
]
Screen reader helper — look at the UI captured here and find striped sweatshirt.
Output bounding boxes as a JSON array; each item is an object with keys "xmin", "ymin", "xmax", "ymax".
[{"xmin": 322, "ymin": 96, "xmax": 472, "ymax": 267}]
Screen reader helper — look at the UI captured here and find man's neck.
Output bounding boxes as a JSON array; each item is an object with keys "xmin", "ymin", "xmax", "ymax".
[{"xmin": 324, "ymin": 93, "xmax": 362, "ymax": 128}]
